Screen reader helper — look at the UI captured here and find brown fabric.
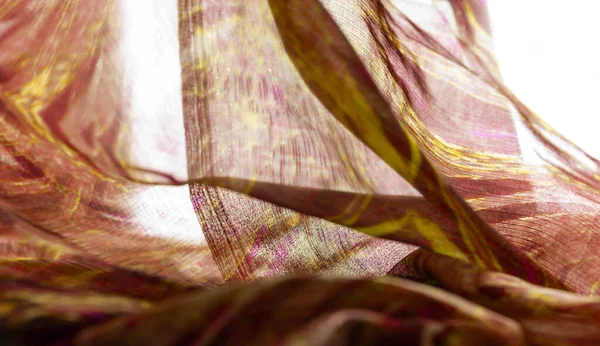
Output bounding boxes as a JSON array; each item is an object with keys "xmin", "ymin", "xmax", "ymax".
[{"xmin": 0, "ymin": 0, "xmax": 599, "ymax": 345}]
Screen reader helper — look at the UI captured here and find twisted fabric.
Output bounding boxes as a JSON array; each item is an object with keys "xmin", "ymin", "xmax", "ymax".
[{"xmin": 1, "ymin": 0, "xmax": 599, "ymax": 345}]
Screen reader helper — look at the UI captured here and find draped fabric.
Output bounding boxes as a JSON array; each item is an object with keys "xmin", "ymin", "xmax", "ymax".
[{"xmin": 1, "ymin": 0, "xmax": 599, "ymax": 345}]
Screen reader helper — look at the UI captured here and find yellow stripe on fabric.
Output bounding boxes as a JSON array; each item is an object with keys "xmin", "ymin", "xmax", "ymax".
[
  {"xmin": 52, "ymin": 270, "xmax": 105, "ymax": 288},
  {"xmin": 335, "ymin": 72, "xmax": 422, "ymax": 184},
  {"xmin": 437, "ymin": 179, "xmax": 481, "ymax": 263},
  {"xmin": 222, "ymin": 208, "xmax": 277, "ymax": 281},
  {"xmin": 268, "ymin": 0, "xmax": 514, "ymax": 274},
  {"xmin": 462, "ymin": 0, "xmax": 492, "ymax": 40},
  {"xmin": 589, "ymin": 281, "xmax": 600, "ymax": 297},
  {"xmin": 243, "ymin": 176, "xmax": 257, "ymax": 195},
  {"xmin": 67, "ymin": 188, "xmax": 83, "ymax": 220},
  {"xmin": 341, "ymin": 194, "xmax": 373, "ymax": 227},
  {"xmin": 328, "ymin": 195, "xmax": 360, "ymax": 223},
  {"xmin": 435, "ymin": 171, "xmax": 505, "ymax": 270},
  {"xmin": 270, "ymin": 1, "xmax": 422, "ymax": 185},
  {"xmin": 356, "ymin": 210, "xmax": 468, "ymax": 261}
]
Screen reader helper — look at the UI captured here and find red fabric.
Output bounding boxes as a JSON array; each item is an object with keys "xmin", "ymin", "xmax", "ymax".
[{"xmin": 0, "ymin": 0, "xmax": 599, "ymax": 345}]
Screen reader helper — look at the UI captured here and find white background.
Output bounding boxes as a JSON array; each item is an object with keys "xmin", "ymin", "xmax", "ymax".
[{"xmin": 488, "ymin": 0, "xmax": 600, "ymax": 159}]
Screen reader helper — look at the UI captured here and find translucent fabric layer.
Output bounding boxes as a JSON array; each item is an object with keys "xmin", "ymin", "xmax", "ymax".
[{"xmin": 1, "ymin": 0, "xmax": 599, "ymax": 344}]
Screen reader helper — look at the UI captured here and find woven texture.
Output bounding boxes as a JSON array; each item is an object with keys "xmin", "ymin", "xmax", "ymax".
[{"xmin": 1, "ymin": 0, "xmax": 600, "ymax": 344}]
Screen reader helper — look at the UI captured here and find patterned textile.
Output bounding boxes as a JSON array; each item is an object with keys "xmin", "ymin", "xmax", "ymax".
[{"xmin": 0, "ymin": 0, "xmax": 599, "ymax": 345}]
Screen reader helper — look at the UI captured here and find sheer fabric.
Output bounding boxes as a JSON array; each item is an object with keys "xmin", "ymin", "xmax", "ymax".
[{"xmin": 1, "ymin": 0, "xmax": 599, "ymax": 345}]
